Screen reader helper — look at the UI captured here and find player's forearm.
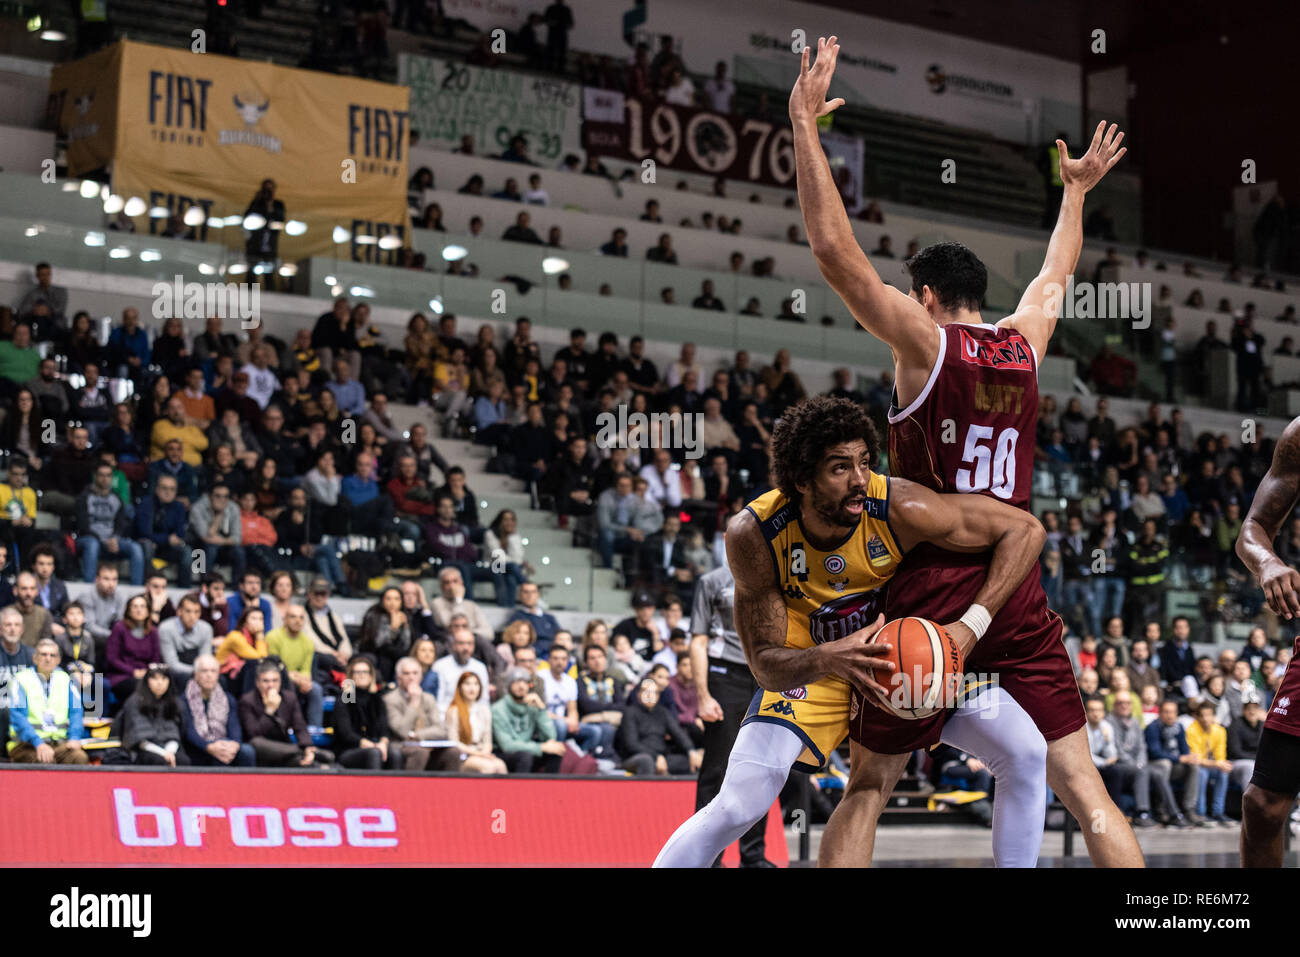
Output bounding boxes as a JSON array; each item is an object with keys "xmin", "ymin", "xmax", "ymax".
[
  {"xmin": 793, "ymin": 118, "xmax": 867, "ymax": 271},
  {"xmin": 1237, "ymin": 518, "xmax": 1285, "ymax": 578},
  {"xmin": 748, "ymin": 643, "xmax": 833, "ymax": 692},
  {"xmin": 969, "ymin": 519, "xmax": 1046, "ymax": 620},
  {"xmin": 1039, "ymin": 185, "xmax": 1086, "ymax": 282}
]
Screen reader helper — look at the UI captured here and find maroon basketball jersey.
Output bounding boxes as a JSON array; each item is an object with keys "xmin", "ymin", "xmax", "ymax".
[{"xmin": 889, "ymin": 322, "xmax": 1038, "ymax": 560}]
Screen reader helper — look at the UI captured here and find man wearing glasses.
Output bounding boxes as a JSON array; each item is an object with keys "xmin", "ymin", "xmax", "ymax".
[
  {"xmin": 6, "ymin": 635, "xmax": 88, "ymax": 764},
  {"xmin": 135, "ymin": 474, "xmax": 193, "ymax": 587},
  {"xmin": 189, "ymin": 483, "xmax": 245, "ymax": 580}
]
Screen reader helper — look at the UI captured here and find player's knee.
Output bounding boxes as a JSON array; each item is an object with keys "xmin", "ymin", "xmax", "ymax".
[
  {"xmin": 1243, "ymin": 784, "xmax": 1290, "ymax": 828},
  {"xmin": 986, "ymin": 732, "xmax": 1047, "ymax": 784},
  {"xmin": 714, "ymin": 762, "xmax": 784, "ymax": 825}
]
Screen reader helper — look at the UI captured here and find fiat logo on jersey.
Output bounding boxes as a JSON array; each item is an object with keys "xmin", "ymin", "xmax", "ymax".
[
  {"xmin": 780, "ymin": 686, "xmax": 808, "ymax": 700},
  {"xmin": 823, "ymin": 555, "xmax": 846, "ymax": 575},
  {"xmin": 807, "ymin": 590, "xmax": 884, "ymax": 644}
]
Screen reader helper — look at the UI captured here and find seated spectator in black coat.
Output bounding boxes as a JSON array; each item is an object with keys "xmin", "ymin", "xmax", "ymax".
[
  {"xmin": 120, "ymin": 664, "xmax": 189, "ymax": 766},
  {"xmin": 691, "ymin": 279, "xmax": 725, "ymax": 311},
  {"xmin": 617, "ymin": 676, "xmax": 700, "ymax": 775},
  {"xmin": 502, "ymin": 211, "xmax": 544, "ymax": 244},
  {"xmin": 332, "ymin": 655, "xmax": 403, "ymax": 770},
  {"xmin": 612, "ymin": 594, "xmax": 662, "ymax": 659},
  {"xmin": 599, "ymin": 228, "xmax": 629, "ymax": 257},
  {"xmin": 237, "ymin": 659, "xmax": 333, "ymax": 767},
  {"xmin": 551, "ymin": 436, "xmax": 596, "ymax": 520},
  {"xmin": 645, "ymin": 234, "xmax": 678, "ymax": 264}
]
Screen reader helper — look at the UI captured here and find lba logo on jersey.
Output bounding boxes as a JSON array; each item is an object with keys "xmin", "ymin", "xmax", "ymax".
[{"xmin": 957, "ymin": 328, "xmax": 1032, "ymax": 371}]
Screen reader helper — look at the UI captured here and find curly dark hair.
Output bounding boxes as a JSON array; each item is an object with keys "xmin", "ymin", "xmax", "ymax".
[
  {"xmin": 904, "ymin": 241, "xmax": 987, "ymax": 313},
  {"xmin": 771, "ymin": 396, "xmax": 880, "ymax": 506}
]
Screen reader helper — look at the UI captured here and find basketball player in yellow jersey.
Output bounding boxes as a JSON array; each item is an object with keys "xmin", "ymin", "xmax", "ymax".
[{"xmin": 654, "ymin": 397, "xmax": 1044, "ymax": 867}]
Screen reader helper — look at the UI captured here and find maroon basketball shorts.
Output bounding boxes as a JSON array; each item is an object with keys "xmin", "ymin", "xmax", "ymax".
[
  {"xmin": 1264, "ymin": 635, "xmax": 1300, "ymax": 738},
  {"xmin": 848, "ymin": 558, "xmax": 1085, "ymax": 754}
]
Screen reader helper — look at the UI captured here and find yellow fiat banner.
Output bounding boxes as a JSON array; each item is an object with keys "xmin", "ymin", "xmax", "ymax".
[
  {"xmin": 49, "ymin": 41, "xmax": 122, "ymax": 177},
  {"xmin": 53, "ymin": 40, "xmax": 410, "ymax": 263}
]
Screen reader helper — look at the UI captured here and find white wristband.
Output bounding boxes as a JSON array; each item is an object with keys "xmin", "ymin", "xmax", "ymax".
[{"xmin": 959, "ymin": 604, "xmax": 992, "ymax": 641}]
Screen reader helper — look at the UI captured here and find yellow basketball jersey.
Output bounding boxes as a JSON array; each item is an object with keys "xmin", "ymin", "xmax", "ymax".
[{"xmin": 745, "ymin": 472, "xmax": 904, "ymax": 653}]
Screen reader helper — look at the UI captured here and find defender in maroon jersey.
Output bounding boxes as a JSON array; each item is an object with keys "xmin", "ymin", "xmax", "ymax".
[
  {"xmin": 1235, "ymin": 417, "xmax": 1300, "ymax": 866},
  {"xmin": 791, "ymin": 35, "xmax": 1140, "ymax": 867},
  {"xmin": 864, "ymin": 320, "xmax": 1075, "ymax": 753}
]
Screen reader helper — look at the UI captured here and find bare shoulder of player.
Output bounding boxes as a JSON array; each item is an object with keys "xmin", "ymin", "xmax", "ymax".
[
  {"xmin": 724, "ymin": 508, "xmax": 774, "ymax": 588},
  {"xmin": 1274, "ymin": 416, "xmax": 1300, "ymax": 472},
  {"xmin": 995, "ymin": 304, "xmax": 1050, "ymax": 357},
  {"xmin": 879, "ymin": 476, "xmax": 931, "ymax": 548}
]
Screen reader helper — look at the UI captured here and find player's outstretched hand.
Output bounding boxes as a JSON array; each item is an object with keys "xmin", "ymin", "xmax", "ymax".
[
  {"xmin": 821, "ymin": 613, "xmax": 894, "ymax": 698},
  {"xmin": 789, "ymin": 36, "xmax": 846, "ymax": 124},
  {"xmin": 1057, "ymin": 120, "xmax": 1126, "ymax": 193},
  {"xmin": 1259, "ymin": 558, "xmax": 1300, "ymax": 619}
]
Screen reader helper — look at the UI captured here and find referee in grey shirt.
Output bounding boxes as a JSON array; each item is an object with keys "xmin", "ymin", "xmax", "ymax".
[{"xmin": 690, "ymin": 562, "xmax": 773, "ymax": 867}]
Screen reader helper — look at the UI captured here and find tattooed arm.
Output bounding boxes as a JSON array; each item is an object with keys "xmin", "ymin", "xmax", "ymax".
[
  {"xmin": 726, "ymin": 509, "xmax": 893, "ymax": 695},
  {"xmin": 1238, "ymin": 418, "xmax": 1300, "ymax": 619}
]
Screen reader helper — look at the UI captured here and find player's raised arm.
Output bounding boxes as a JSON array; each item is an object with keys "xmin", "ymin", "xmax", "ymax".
[
  {"xmin": 1238, "ymin": 420, "xmax": 1300, "ymax": 619},
  {"xmin": 888, "ymin": 477, "xmax": 1046, "ymax": 654},
  {"xmin": 1000, "ymin": 121, "xmax": 1127, "ymax": 358},
  {"xmin": 790, "ymin": 36, "xmax": 938, "ymax": 368},
  {"xmin": 726, "ymin": 509, "xmax": 894, "ymax": 696}
]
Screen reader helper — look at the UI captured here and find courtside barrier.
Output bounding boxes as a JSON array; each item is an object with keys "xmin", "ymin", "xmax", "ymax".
[{"xmin": 0, "ymin": 767, "xmax": 788, "ymax": 867}]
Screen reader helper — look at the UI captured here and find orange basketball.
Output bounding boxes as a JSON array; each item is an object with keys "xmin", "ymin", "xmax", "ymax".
[{"xmin": 870, "ymin": 617, "xmax": 965, "ymax": 720}]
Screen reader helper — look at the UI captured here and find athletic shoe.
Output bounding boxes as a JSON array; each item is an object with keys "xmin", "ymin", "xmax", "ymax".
[
  {"xmin": 1132, "ymin": 814, "xmax": 1157, "ymax": 828},
  {"xmin": 1169, "ymin": 815, "xmax": 1193, "ymax": 828},
  {"xmin": 1187, "ymin": 812, "xmax": 1211, "ymax": 827},
  {"xmin": 1212, "ymin": 815, "xmax": 1235, "ymax": 826}
]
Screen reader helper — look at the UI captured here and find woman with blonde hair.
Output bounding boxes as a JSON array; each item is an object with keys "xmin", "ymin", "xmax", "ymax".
[
  {"xmin": 445, "ymin": 671, "xmax": 507, "ymax": 774},
  {"xmin": 496, "ymin": 618, "xmax": 536, "ymax": 669}
]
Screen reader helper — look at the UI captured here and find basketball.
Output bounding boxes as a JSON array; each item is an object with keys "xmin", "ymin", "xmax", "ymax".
[{"xmin": 871, "ymin": 617, "xmax": 965, "ymax": 720}]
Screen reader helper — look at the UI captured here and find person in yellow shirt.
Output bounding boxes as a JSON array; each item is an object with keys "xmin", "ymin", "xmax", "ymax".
[
  {"xmin": 1186, "ymin": 700, "xmax": 1234, "ymax": 825},
  {"xmin": 216, "ymin": 606, "xmax": 269, "ymax": 694},
  {"xmin": 265, "ymin": 604, "xmax": 323, "ymax": 728},
  {"xmin": 150, "ymin": 396, "xmax": 209, "ymax": 466},
  {"xmin": 0, "ymin": 460, "xmax": 39, "ymax": 558}
]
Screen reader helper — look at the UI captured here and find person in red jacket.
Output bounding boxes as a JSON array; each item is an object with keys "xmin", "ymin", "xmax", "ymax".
[
  {"xmin": 237, "ymin": 491, "xmax": 278, "ymax": 576},
  {"xmin": 387, "ymin": 452, "xmax": 437, "ymax": 542}
]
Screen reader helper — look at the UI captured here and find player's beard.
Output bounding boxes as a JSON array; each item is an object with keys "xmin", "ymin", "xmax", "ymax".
[{"xmin": 808, "ymin": 482, "xmax": 866, "ymax": 530}]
